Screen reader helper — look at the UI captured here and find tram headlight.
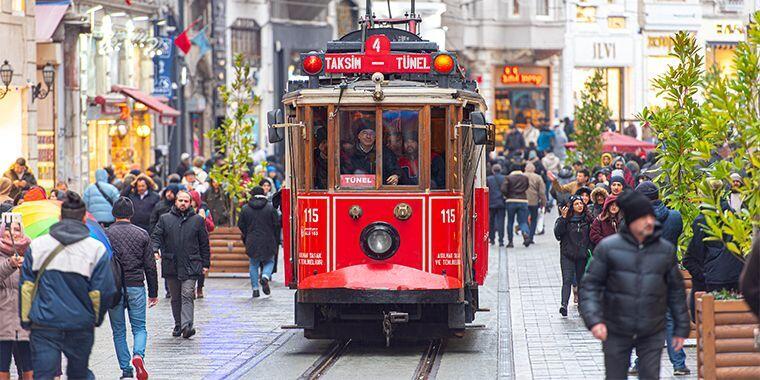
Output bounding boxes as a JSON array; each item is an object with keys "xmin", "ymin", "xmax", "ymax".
[{"xmin": 360, "ymin": 222, "xmax": 400, "ymax": 260}]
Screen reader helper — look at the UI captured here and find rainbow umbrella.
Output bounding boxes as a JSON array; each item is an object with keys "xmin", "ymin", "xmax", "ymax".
[{"xmin": 14, "ymin": 200, "xmax": 112, "ymax": 255}]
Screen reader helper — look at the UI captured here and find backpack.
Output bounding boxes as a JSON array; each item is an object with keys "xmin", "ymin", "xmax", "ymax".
[{"xmin": 109, "ymin": 252, "xmax": 127, "ymax": 309}]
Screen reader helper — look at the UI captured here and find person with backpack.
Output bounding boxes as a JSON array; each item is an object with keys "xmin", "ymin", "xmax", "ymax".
[
  {"xmin": 83, "ymin": 169, "xmax": 120, "ymax": 227},
  {"xmin": 106, "ymin": 197, "xmax": 159, "ymax": 380},
  {"xmin": 19, "ymin": 191, "xmax": 116, "ymax": 379}
]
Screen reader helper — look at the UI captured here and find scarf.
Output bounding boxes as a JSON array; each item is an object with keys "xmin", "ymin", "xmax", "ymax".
[{"xmin": 0, "ymin": 224, "xmax": 31, "ymax": 257}]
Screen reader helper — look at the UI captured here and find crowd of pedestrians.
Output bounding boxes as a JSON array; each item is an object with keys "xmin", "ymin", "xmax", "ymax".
[{"xmin": 0, "ymin": 151, "xmax": 285, "ymax": 379}]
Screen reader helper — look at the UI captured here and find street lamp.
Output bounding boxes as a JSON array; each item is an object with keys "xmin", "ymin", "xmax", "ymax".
[
  {"xmin": 32, "ymin": 63, "xmax": 55, "ymax": 103},
  {"xmin": 0, "ymin": 60, "xmax": 13, "ymax": 100}
]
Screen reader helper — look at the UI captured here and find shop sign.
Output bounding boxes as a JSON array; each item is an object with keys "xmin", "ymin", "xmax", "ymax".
[
  {"xmin": 700, "ymin": 19, "xmax": 746, "ymax": 42},
  {"xmin": 574, "ymin": 36, "xmax": 634, "ymax": 67},
  {"xmin": 499, "ymin": 66, "xmax": 546, "ymax": 86},
  {"xmin": 153, "ymin": 36, "xmax": 174, "ymax": 99}
]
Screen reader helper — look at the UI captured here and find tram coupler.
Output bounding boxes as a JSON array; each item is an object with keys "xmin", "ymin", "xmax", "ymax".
[{"xmin": 382, "ymin": 311, "xmax": 409, "ymax": 347}]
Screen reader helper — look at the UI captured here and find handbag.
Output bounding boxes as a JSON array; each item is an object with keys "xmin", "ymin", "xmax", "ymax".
[{"xmin": 20, "ymin": 244, "xmax": 64, "ymax": 323}]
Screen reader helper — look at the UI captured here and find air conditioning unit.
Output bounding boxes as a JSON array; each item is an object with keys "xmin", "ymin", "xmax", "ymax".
[{"xmin": 719, "ymin": 0, "xmax": 744, "ymax": 13}]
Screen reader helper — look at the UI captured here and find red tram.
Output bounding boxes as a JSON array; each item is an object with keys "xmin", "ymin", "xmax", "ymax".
[{"xmin": 267, "ymin": 5, "xmax": 495, "ymax": 343}]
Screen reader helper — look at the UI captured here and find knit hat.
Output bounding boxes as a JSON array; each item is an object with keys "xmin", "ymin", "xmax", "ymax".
[
  {"xmin": 635, "ymin": 181, "xmax": 659, "ymax": 201},
  {"xmin": 617, "ymin": 190, "xmax": 655, "ymax": 226},
  {"xmin": 112, "ymin": 196, "xmax": 134, "ymax": 219},
  {"xmin": 575, "ymin": 186, "xmax": 592, "ymax": 197},
  {"xmin": 355, "ymin": 119, "xmax": 374, "ymax": 135},
  {"xmin": 250, "ymin": 186, "xmax": 265, "ymax": 198},
  {"xmin": 611, "ymin": 169, "xmax": 625, "ymax": 179},
  {"xmin": 164, "ymin": 184, "xmax": 179, "ymax": 197},
  {"xmin": 60, "ymin": 191, "xmax": 86, "ymax": 220},
  {"xmin": 181, "ymin": 153, "xmax": 191, "ymax": 161},
  {"xmin": 610, "ymin": 176, "xmax": 626, "ymax": 187}
]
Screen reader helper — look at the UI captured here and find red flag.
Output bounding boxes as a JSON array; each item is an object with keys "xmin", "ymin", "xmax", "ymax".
[{"xmin": 174, "ymin": 30, "xmax": 191, "ymax": 54}]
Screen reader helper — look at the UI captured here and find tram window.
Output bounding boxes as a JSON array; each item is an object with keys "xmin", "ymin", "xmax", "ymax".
[
  {"xmin": 312, "ymin": 107, "xmax": 328, "ymax": 190},
  {"xmin": 383, "ymin": 110, "xmax": 419, "ymax": 186},
  {"xmin": 339, "ymin": 110, "xmax": 380, "ymax": 188},
  {"xmin": 430, "ymin": 107, "xmax": 447, "ymax": 189}
]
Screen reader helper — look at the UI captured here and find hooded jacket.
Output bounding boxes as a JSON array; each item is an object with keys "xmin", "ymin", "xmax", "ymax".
[
  {"xmin": 0, "ymin": 227, "xmax": 31, "ymax": 341},
  {"xmin": 610, "ymin": 157, "xmax": 635, "ymax": 188},
  {"xmin": 590, "ymin": 187, "xmax": 610, "ymax": 218},
  {"xmin": 83, "ymin": 169, "xmax": 120, "ymax": 223},
  {"xmin": 0, "ymin": 177, "xmax": 13, "ymax": 204},
  {"xmin": 590, "ymin": 195, "xmax": 620, "ymax": 245},
  {"xmin": 189, "ymin": 190, "xmax": 215, "ymax": 232},
  {"xmin": 554, "ymin": 210, "xmax": 592, "ymax": 261},
  {"xmin": 541, "ymin": 153, "xmax": 561, "ymax": 175},
  {"xmin": 19, "ymin": 219, "xmax": 116, "ymax": 330},
  {"xmin": 580, "ymin": 223, "xmax": 690, "ymax": 339},
  {"xmin": 486, "ymin": 172, "xmax": 506, "ymax": 209},
  {"xmin": 151, "ymin": 206, "xmax": 211, "ymax": 281},
  {"xmin": 652, "ymin": 200, "xmax": 683, "ymax": 247},
  {"xmin": 238, "ymin": 196, "xmax": 280, "ymax": 261}
]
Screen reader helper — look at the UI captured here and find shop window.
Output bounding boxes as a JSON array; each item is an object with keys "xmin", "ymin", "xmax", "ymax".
[
  {"xmin": 706, "ymin": 44, "xmax": 737, "ymax": 77},
  {"xmin": 608, "ymin": 16, "xmax": 626, "ymax": 29},
  {"xmin": 494, "ymin": 88, "xmax": 549, "ymax": 135},
  {"xmin": 576, "ymin": 6, "xmax": 596, "ymax": 23},
  {"xmin": 231, "ymin": 18, "xmax": 261, "ymax": 67},
  {"xmin": 536, "ymin": 0, "xmax": 549, "ymax": 16},
  {"xmin": 430, "ymin": 107, "xmax": 447, "ymax": 190},
  {"xmin": 382, "ymin": 110, "xmax": 419, "ymax": 186},
  {"xmin": 312, "ymin": 107, "xmax": 328, "ymax": 190}
]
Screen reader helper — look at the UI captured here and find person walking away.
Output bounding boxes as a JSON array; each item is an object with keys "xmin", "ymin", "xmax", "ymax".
[
  {"xmin": 486, "ymin": 164, "xmax": 507, "ymax": 246},
  {"xmin": 238, "ymin": 187, "xmax": 280, "ymax": 298},
  {"xmin": 83, "ymin": 169, "xmax": 120, "ymax": 227},
  {"xmin": 505, "ymin": 128, "xmax": 526, "ymax": 154},
  {"xmin": 554, "ymin": 195, "xmax": 592, "ymax": 316},
  {"xmin": 128, "ymin": 175, "xmax": 160, "ymax": 232},
  {"xmin": 536, "ymin": 124, "xmax": 555, "ymax": 155},
  {"xmin": 19, "ymin": 191, "xmax": 116, "ymax": 379},
  {"xmin": 580, "ymin": 190, "xmax": 690, "ymax": 380},
  {"xmin": 589, "ymin": 195, "xmax": 620, "ymax": 246},
  {"xmin": 174, "ymin": 153, "xmax": 191, "ymax": 176},
  {"xmin": 3, "ymin": 158, "xmax": 37, "ymax": 200},
  {"xmin": 552, "ymin": 124, "xmax": 568, "ymax": 161},
  {"xmin": 739, "ymin": 233, "xmax": 759, "ymax": 319},
  {"xmin": 522, "ymin": 122, "xmax": 540, "ymax": 147},
  {"xmin": 623, "ymin": 122, "xmax": 637, "ymax": 138},
  {"xmin": 151, "ymin": 191, "xmax": 210, "ymax": 339},
  {"xmin": 500, "ymin": 163, "xmax": 531, "ymax": 248},
  {"xmin": 0, "ymin": 215, "xmax": 33, "ymax": 380},
  {"xmin": 189, "ymin": 190, "xmax": 214, "ymax": 299},
  {"xmin": 106, "ymin": 198, "xmax": 159, "ymax": 380},
  {"xmin": 203, "ymin": 179, "xmax": 229, "ymax": 227},
  {"xmin": 524, "ymin": 162, "xmax": 546, "ymax": 246}
]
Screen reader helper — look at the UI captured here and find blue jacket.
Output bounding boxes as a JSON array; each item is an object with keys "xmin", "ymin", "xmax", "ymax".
[
  {"xmin": 486, "ymin": 173, "xmax": 506, "ymax": 209},
  {"xmin": 537, "ymin": 129, "xmax": 555, "ymax": 152},
  {"xmin": 83, "ymin": 169, "xmax": 120, "ymax": 223},
  {"xmin": 652, "ymin": 200, "xmax": 683, "ymax": 246},
  {"xmin": 19, "ymin": 219, "xmax": 116, "ymax": 330}
]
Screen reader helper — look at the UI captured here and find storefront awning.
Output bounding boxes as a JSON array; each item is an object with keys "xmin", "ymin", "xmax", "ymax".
[
  {"xmin": 36, "ymin": 1, "xmax": 71, "ymax": 42},
  {"xmin": 111, "ymin": 85, "xmax": 180, "ymax": 117}
]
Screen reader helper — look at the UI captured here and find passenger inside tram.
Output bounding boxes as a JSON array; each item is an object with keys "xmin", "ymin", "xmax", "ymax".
[
  {"xmin": 313, "ymin": 127, "xmax": 328, "ymax": 189},
  {"xmin": 340, "ymin": 114, "xmax": 401, "ymax": 186}
]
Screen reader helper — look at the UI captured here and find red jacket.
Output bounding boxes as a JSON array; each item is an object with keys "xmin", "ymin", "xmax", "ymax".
[{"xmin": 590, "ymin": 195, "xmax": 620, "ymax": 245}]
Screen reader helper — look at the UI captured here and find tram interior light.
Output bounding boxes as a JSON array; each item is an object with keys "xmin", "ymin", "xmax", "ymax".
[
  {"xmin": 433, "ymin": 54, "xmax": 454, "ymax": 74},
  {"xmin": 302, "ymin": 55, "xmax": 323, "ymax": 75}
]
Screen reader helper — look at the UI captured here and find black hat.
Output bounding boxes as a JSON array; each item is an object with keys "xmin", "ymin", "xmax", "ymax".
[
  {"xmin": 575, "ymin": 186, "xmax": 592, "ymax": 196},
  {"xmin": 129, "ymin": 169, "xmax": 141, "ymax": 176},
  {"xmin": 355, "ymin": 119, "xmax": 374, "ymax": 135},
  {"xmin": 610, "ymin": 176, "xmax": 626, "ymax": 186},
  {"xmin": 112, "ymin": 197, "xmax": 134, "ymax": 219},
  {"xmin": 635, "ymin": 181, "xmax": 659, "ymax": 201},
  {"xmin": 60, "ymin": 191, "xmax": 86, "ymax": 220},
  {"xmin": 617, "ymin": 190, "xmax": 655, "ymax": 226},
  {"xmin": 250, "ymin": 186, "xmax": 265, "ymax": 197}
]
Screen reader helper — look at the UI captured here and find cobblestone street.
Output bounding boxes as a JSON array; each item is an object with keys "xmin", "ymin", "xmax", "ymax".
[{"xmin": 79, "ymin": 210, "xmax": 702, "ymax": 379}]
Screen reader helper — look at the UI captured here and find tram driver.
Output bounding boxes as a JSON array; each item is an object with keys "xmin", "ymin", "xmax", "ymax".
[{"xmin": 341, "ymin": 119, "xmax": 401, "ymax": 185}]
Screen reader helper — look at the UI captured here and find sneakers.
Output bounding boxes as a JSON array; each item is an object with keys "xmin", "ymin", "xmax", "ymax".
[
  {"xmin": 196, "ymin": 288, "xmax": 204, "ymax": 299},
  {"xmin": 120, "ymin": 372, "xmax": 134, "ymax": 380},
  {"xmin": 498, "ymin": 242, "xmax": 504, "ymax": 247},
  {"xmin": 181, "ymin": 326, "xmax": 196, "ymax": 339},
  {"xmin": 252, "ymin": 289, "xmax": 260, "ymax": 298},
  {"xmin": 673, "ymin": 367, "xmax": 691, "ymax": 376},
  {"xmin": 559, "ymin": 306, "xmax": 567, "ymax": 317},
  {"xmin": 261, "ymin": 276, "xmax": 271, "ymax": 295},
  {"xmin": 132, "ymin": 355, "xmax": 148, "ymax": 380},
  {"xmin": 506, "ymin": 242, "xmax": 514, "ymax": 248},
  {"xmin": 172, "ymin": 325, "xmax": 182, "ymax": 337}
]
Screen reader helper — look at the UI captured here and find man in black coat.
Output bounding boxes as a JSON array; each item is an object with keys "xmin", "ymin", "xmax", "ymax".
[
  {"xmin": 151, "ymin": 191, "xmax": 210, "ymax": 339},
  {"xmin": 580, "ymin": 190, "xmax": 690, "ymax": 379},
  {"xmin": 128, "ymin": 176, "xmax": 161, "ymax": 232},
  {"xmin": 341, "ymin": 121, "xmax": 401, "ymax": 186},
  {"xmin": 486, "ymin": 164, "xmax": 506, "ymax": 246},
  {"xmin": 149, "ymin": 184, "xmax": 178, "ymax": 234},
  {"xmin": 238, "ymin": 186, "xmax": 280, "ymax": 298}
]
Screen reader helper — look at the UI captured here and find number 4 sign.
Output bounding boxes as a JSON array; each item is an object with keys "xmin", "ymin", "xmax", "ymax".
[{"xmin": 365, "ymin": 35, "xmax": 391, "ymax": 55}]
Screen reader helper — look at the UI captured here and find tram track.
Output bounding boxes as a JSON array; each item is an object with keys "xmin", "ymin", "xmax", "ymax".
[{"xmin": 298, "ymin": 338, "xmax": 445, "ymax": 380}]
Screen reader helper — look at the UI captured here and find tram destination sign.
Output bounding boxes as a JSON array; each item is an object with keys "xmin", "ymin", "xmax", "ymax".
[{"xmin": 324, "ymin": 35, "xmax": 432, "ymax": 74}]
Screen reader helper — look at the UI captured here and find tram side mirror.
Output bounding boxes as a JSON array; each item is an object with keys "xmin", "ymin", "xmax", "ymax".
[
  {"xmin": 267, "ymin": 109, "xmax": 284, "ymax": 143},
  {"xmin": 470, "ymin": 111, "xmax": 489, "ymax": 145}
]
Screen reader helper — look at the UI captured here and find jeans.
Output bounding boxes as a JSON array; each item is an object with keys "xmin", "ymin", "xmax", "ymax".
[
  {"xmin": 506, "ymin": 202, "xmax": 529, "ymax": 243},
  {"xmin": 665, "ymin": 311, "xmax": 687, "ymax": 369},
  {"xmin": 108, "ymin": 286, "xmax": 147, "ymax": 376},
  {"xmin": 0, "ymin": 341, "xmax": 32, "ymax": 372},
  {"xmin": 528, "ymin": 205, "xmax": 540, "ymax": 240},
  {"xmin": 166, "ymin": 278, "xmax": 196, "ymax": 330},
  {"xmin": 249, "ymin": 258, "xmax": 275, "ymax": 290},
  {"xmin": 604, "ymin": 330, "xmax": 665, "ymax": 380},
  {"xmin": 488, "ymin": 208, "xmax": 506, "ymax": 244},
  {"xmin": 30, "ymin": 328, "xmax": 95, "ymax": 380},
  {"xmin": 560, "ymin": 255, "xmax": 587, "ymax": 308}
]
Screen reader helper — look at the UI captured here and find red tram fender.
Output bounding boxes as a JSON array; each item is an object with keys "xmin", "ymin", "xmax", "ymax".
[
  {"xmin": 474, "ymin": 187, "xmax": 489, "ymax": 285},
  {"xmin": 299, "ymin": 263, "xmax": 462, "ymax": 290}
]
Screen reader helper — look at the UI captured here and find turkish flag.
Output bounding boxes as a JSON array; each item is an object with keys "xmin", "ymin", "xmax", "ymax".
[{"xmin": 174, "ymin": 30, "xmax": 191, "ymax": 54}]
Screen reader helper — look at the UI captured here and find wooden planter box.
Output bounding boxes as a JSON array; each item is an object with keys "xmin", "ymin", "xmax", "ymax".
[
  {"xmin": 695, "ymin": 292, "xmax": 760, "ymax": 379},
  {"xmin": 209, "ymin": 226, "xmax": 249, "ymax": 276}
]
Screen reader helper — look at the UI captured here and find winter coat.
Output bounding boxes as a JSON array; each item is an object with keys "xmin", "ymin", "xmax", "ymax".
[
  {"xmin": 486, "ymin": 173, "xmax": 506, "ymax": 209},
  {"xmin": 683, "ymin": 212, "xmax": 744, "ymax": 290},
  {"xmin": 554, "ymin": 213, "xmax": 592, "ymax": 261},
  {"xmin": 0, "ymin": 230, "xmax": 30, "ymax": 341},
  {"xmin": 652, "ymin": 200, "xmax": 682, "ymax": 247},
  {"xmin": 151, "ymin": 206, "xmax": 211, "ymax": 281},
  {"xmin": 3, "ymin": 169, "xmax": 37, "ymax": 199},
  {"xmin": 536, "ymin": 128, "xmax": 555, "ymax": 152},
  {"xmin": 204, "ymin": 186, "xmax": 230, "ymax": 226},
  {"xmin": 524, "ymin": 172, "xmax": 546, "ymax": 207},
  {"xmin": 129, "ymin": 190, "xmax": 160, "ymax": 232},
  {"xmin": 149, "ymin": 198, "xmax": 173, "ymax": 234},
  {"xmin": 542, "ymin": 153, "xmax": 561, "ymax": 175},
  {"xmin": 20, "ymin": 219, "xmax": 116, "ymax": 329},
  {"xmin": 505, "ymin": 130, "xmax": 526, "ymax": 152},
  {"xmin": 83, "ymin": 169, "xmax": 120, "ymax": 223},
  {"xmin": 189, "ymin": 190, "xmax": 215, "ymax": 232},
  {"xmin": 590, "ymin": 196, "xmax": 620, "ymax": 246},
  {"xmin": 739, "ymin": 234, "xmax": 760, "ymax": 318},
  {"xmin": 106, "ymin": 221, "xmax": 158, "ymax": 298},
  {"xmin": 500, "ymin": 171, "xmax": 529, "ymax": 203},
  {"xmin": 580, "ymin": 223, "xmax": 690, "ymax": 339},
  {"xmin": 238, "ymin": 196, "xmax": 280, "ymax": 262}
]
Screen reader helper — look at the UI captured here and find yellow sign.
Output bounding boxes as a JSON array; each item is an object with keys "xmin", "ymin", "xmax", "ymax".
[{"xmin": 500, "ymin": 66, "xmax": 544, "ymax": 86}]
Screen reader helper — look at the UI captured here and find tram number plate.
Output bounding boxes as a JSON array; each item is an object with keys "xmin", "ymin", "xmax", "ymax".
[{"xmin": 340, "ymin": 175, "xmax": 375, "ymax": 188}]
